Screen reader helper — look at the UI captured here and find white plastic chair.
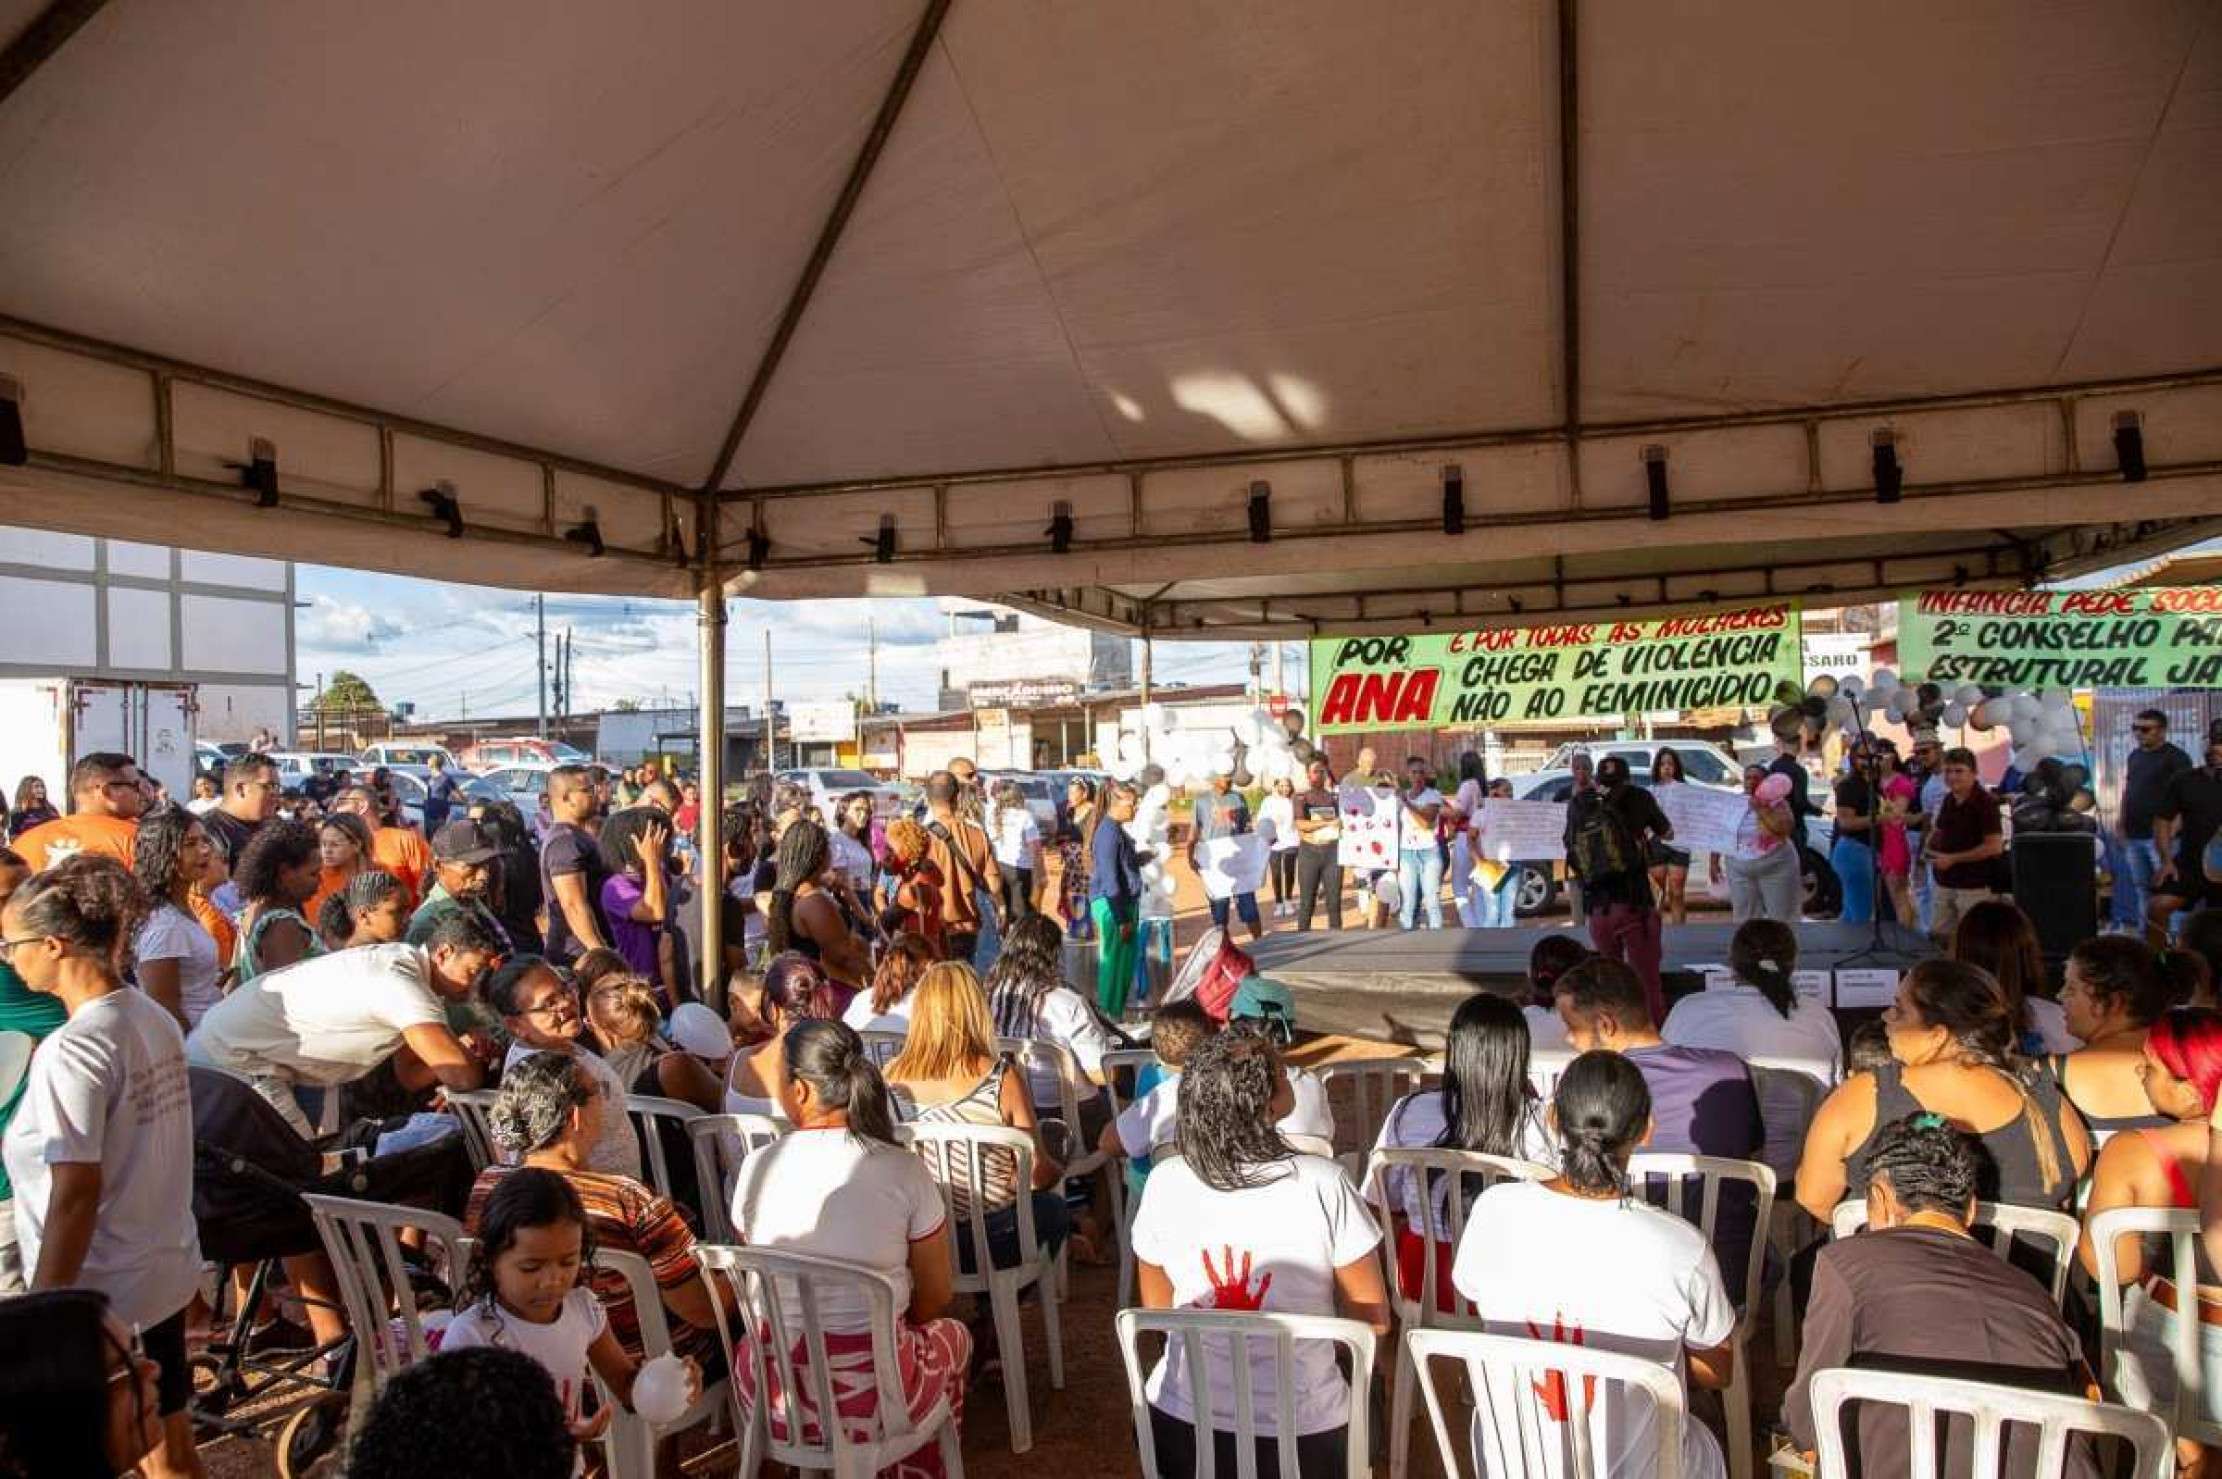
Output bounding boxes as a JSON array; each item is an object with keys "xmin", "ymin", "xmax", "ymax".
[
  {"xmin": 2089, "ymin": 1204, "xmax": 2222, "ymax": 1447},
  {"xmin": 694, "ymin": 1244, "xmax": 964, "ymax": 1479},
  {"xmin": 1363, "ymin": 1147, "xmax": 1552, "ymax": 1479},
  {"xmin": 1116, "ymin": 1307, "xmax": 1376, "ymax": 1479},
  {"xmin": 859, "ymin": 1029, "xmax": 907, "ymax": 1070},
  {"xmin": 900, "ymin": 1121, "xmax": 1064, "ymax": 1453},
  {"xmin": 1101, "ymin": 1046, "xmax": 1162, "ymax": 1309},
  {"xmin": 1745, "ymin": 1059, "xmax": 1831, "ymax": 1368},
  {"xmin": 1529, "ymin": 1046, "xmax": 1576, "ymax": 1101},
  {"xmin": 1407, "ymin": 1326, "xmax": 1689, "ymax": 1479},
  {"xmin": 444, "ymin": 1087, "xmax": 504, "ymax": 1172},
  {"xmin": 997, "ymin": 1035, "xmax": 1108, "ymax": 1176},
  {"xmin": 302, "ymin": 1194, "xmax": 468, "ymax": 1400},
  {"xmin": 685, "ymin": 1111, "xmax": 786, "ymax": 1245},
  {"xmin": 590, "ymin": 1248, "xmax": 729, "ymax": 1479},
  {"xmin": 1807, "ymin": 1366, "xmax": 2172, "ymax": 1479},
  {"xmin": 623, "ymin": 1093, "xmax": 704, "ymax": 1206},
  {"xmin": 1829, "ymin": 1199, "xmax": 2082, "ymax": 1307},
  {"xmin": 1627, "ymin": 1153, "xmax": 1775, "ymax": 1479},
  {"xmin": 1316, "ymin": 1058, "xmax": 1425, "ymax": 1175}
]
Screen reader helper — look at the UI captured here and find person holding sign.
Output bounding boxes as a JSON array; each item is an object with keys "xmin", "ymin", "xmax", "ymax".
[
  {"xmin": 1563, "ymin": 755, "xmax": 1674, "ymax": 1025},
  {"xmin": 1188, "ymin": 771, "xmax": 1264, "ymax": 944},
  {"xmin": 1395, "ymin": 757, "xmax": 1446, "ymax": 931}
]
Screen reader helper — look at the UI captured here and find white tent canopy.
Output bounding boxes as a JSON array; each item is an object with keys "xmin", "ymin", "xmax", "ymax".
[{"xmin": 2, "ymin": 0, "xmax": 2219, "ymax": 633}]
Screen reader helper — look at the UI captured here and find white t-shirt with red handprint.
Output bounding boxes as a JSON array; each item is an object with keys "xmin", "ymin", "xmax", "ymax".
[{"xmin": 1129, "ymin": 1152, "xmax": 1380, "ymax": 1435}]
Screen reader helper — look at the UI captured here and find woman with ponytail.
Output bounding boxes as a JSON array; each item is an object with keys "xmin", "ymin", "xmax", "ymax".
[
  {"xmin": 1664, "ymin": 918, "xmax": 1841, "ymax": 1177},
  {"xmin": 1368, "ymin": 993, "xmax": 1554, "ymax": 1308},
  {"xmin": 1451, "ymin": 1050, "xmax": 1736, "ymax": 1479},
  {"xmin": 762, "ymin": 818, "xmax": 870, "ymax": 992},
  {"xmin": 1797, "ymin": 959, "xmax": 2090, "ymax": 1223},
  {"xmin": 730, "ymin": 1018, "xmax": 971, "ymax": 1479},
  {"xmin": 2082, "ymin": 1006, "xmax": 2222, "ymax": 1451}
]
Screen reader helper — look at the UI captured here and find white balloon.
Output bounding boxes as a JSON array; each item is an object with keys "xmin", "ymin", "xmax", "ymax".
[
  {"xmin": 632, "ymin": 1354, "xmax": 694, "ymax": 1427},
  {"xmin": 1954, "ymin": 684, "xmax": 1984, "ymax": 709},
  {"xmin": 1156, "ymin": 872, "xmax": 1178, "ymax": 900},
  {"xmin": 1884, "ymin": 691, "xmax": 1911, "ymax": 723},
  {"xmin": 1871, "ymin": 668, "xmax": 1899, "ymax": 693},
  {"xmin": 1941, "ymin": 701, "xmax": 1967, "ymax": 727},
  {"xmin": 1827, "ymin": 697, "xmax": 1855, "ymax": 725},
  {"xmin": 1232, "ymin": 713, "xmax": 1264, "ymax": 747},
  {"xmin": 2041, "ymin": 688, "xmax": 2073, "ymax": 711},
  {"xmin": 2008, "ymin": 720, "xmax": 2034, "ymax": 746},
  {"xmin": 1839, "ymin": 675, "xmax": 1865, "ymax": 699}
]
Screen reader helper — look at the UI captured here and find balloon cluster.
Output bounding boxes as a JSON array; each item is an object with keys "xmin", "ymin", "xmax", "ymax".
[
  {"xmin": 1776, "ymin": 671, "xmax": 2086, "ymax": 762},
  {"xmin": 1109, "ymin": 704, "xmax": 1319, "ymax": 790}
]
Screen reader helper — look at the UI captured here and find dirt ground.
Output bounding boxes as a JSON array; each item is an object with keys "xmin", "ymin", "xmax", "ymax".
[{"xmin": 198, "ymin": 860, "xmax": 1774, "ymax": 1477}]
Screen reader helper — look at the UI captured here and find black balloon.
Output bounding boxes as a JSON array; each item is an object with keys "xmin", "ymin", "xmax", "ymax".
[{"xmin": 1231, "ymin": 767, "xmax": 1254, "ymax": 788}]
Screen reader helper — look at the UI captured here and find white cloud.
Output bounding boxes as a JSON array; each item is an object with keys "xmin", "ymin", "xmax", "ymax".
[{"xmin": 298, "ymin": 596, "xmax": 404, "ymax": 653}]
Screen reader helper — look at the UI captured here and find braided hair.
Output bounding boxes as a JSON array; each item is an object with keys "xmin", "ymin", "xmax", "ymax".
[
  {"xmin": 1176, "ymin": 1023, "xmax": 1294, "ymax": 1192},
  {"xmin": 765, "ymin": 820, "xmax": 831, "ymax": 957},
  {"xmin": 1859, "ymin": 1113, "xmax": 1979, "ymax": 1219}
]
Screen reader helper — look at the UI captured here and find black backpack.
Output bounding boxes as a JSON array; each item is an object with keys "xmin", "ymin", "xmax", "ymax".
[{"xmin": 1566, "ymin": 790, "xmax": 1642, "ymax": 883}]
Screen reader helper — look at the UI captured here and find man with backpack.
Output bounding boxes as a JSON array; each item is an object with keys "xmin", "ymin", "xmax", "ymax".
[{"xmin": 1562, "ymin": 752, "xmax": 1675, "ymax": 1024}]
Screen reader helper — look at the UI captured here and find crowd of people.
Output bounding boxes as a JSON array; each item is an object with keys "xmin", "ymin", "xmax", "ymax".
[{"xmin": 3, "ymin": 726, "xmax": 2222, "ymax": 1478}]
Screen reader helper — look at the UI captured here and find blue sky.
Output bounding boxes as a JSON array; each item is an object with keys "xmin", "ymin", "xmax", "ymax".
[{"xmin": 295, "ymin": 565, "xmax": 1262, "ymax": 720}]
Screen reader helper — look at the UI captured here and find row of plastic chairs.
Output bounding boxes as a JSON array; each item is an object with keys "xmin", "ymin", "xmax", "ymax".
[{"xmin": 1111, "ymin": 1311, "xmax": 2173, "ymax": 1479}]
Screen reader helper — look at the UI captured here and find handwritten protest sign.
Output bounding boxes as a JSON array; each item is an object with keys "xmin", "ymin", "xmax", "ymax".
[
  {"xmin": 1199, "ymin": 834, "xmax": 1268, "ymax": 901},
  {"xmin": 1652, "ymin": 784, "xmax": 1750, "ymax": 856},
  {"xmin": 1336, "ymin": 786, "xmax": 1400, "ymax": 870},
  {"xmin": 1899, "ymin": 588, "xmax": 2222, "ymax": 690},
  {"xmin": 1472, "ymin": 799, "xmax": 1567, "ymax": 863},
  {"xmin": 1309, "ymin": 603, "xmax": 1802, "ymax": 735}
]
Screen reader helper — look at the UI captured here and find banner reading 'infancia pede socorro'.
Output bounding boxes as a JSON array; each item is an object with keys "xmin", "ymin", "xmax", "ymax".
[
  {"xmin": 1898, "ymin": 587, "xmax": 2222, "ymax": 690},
  {"xmin": 1308, "ymin": 603, "xmax": 1802, "ymax": 735}
]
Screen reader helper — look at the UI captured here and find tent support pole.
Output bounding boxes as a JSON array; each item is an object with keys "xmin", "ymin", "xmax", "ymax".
[
  {"xmin": 0, "ymin": 0, "xmax": 108, "ymax": 111},
  {"xmin": 696, "ymin": 563, "xmax": 727, "ymax": 1014}
]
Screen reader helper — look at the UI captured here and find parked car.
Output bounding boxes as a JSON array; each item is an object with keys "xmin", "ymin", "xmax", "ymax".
[
  {"xmin": 980, "ymin": 771, "xmax": 1061, "ymax": 832},
  {"xmin": 267, "ymin": 751, "xmax": 362, "ymax": 797},
  {"xmin": 359, "ymin": 741, "xmax": 457, "ymax": 770},
  {"xmin": 1503, "ymin": 766, "xmax": 1842, "ymax": 919},
  {"xmin": 194, "ymin": 739, "xmax": 244, "ymax": 780},
  {"xmin": 381, "ymin": 764, "xmax": 508, "ymax": 829},
  {"xmin": 463, "ymin": 736, "xmax": 593, "ymax": 772},
  {"xmin": 774, "ymin": 768, "xmax": 910, "ymax": 820},
  {"xmin": 475, "ymin": 761, "xmax": 564, "ymax": 812}
]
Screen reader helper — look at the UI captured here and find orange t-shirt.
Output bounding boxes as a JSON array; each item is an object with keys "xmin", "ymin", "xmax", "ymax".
[
  {"xmin": 188, "ymin": 888, "xmax": 238, "ymax": 969},
  {"xmin": 14, "ymin": 813, "xmax": 138, "ymax": 872},
  {"xmin": 304, "ymin": 865, "xmax": 358, "ymax": 929},
  {"xmin": 369, "ymin": 828, "xmax": 432, "ymax": 905}
]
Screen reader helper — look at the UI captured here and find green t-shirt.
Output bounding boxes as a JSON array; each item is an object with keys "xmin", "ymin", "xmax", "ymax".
[{"xmin": 0, "ymin": 961, "xmax": 70, "ymax": 1203}]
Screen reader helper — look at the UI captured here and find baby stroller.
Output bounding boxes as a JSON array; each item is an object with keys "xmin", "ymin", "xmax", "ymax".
[{"xmin": 188, "ymin": 1066, "xmax": 472, "ymax": 1475}]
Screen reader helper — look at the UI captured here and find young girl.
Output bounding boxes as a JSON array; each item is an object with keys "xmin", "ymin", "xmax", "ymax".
[
  {"xmin": 1647, "ymin": 746, "xmax": 1694, "ymax": 927},
  {"xmin": 878, "ymin": 817, "xmax": 946, "ymax": 957},
  {"xmin": 314, "ymin": 869, "xmax": 410, "ymax": 951},
  {"xmin": 444, "ymin": 1167, "xmax": 697, "ymax": 1448}
]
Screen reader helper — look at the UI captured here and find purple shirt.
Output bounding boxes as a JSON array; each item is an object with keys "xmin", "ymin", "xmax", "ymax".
[
  {"xmin": 1623, "ymin": 1042, "xmax": 1764, "ymax": 1292},
  {"xmin": 598, "ymin": 873, "xmax": 660, "ymax": 980}
]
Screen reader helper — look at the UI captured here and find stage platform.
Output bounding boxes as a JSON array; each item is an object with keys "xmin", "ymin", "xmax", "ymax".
[{"xmin": 1249, "ymin": 921, "xmax": 1933, "ymax": 1050}]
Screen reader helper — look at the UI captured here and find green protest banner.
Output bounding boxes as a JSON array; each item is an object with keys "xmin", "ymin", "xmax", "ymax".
[
  {"xmin": 1899, "ymin": 587, "xmax": 2222, "ymax": 689},
  {"xmin": 1309, "ymin": 604, "xmax": 1802, "ymax": 735}
]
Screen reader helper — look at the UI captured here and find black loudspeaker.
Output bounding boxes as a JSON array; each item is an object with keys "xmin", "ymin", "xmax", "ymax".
[{"xmin": 2010, "ymin": 833, "xmax": 2099, "ymax": 963}]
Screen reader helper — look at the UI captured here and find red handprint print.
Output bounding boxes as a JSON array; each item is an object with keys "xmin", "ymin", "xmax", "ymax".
[
  {"xmin": 1197, "ymin": 1247, "xmax": 1272, "ymax": 1311},
  {"xmin": 1523, "ymin": 1316, "xmax": 1596, "ymax": 1423}
]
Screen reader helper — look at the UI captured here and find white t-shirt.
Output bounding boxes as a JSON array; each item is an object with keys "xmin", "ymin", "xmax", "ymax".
[
  {"xmin": 1366, "ymin": 1089, "xmax": 1556, "ymax": 1229},
  {"xmin": 1660, "ymin": 984, "xmax": 1840, "ymax": 1180},
  {"xmin": 1130, "ymin": 1154, "xmax": 1381, "ymax": 1434},
  {"xmin": 441, "ymin": 1288, "xmax": 606, "ymax": 1427},
  {"xmin": 503, "ymin": 1040, "xmax": 641, "ymax": 1182},
  {"xmin": 1116, "ymin": 1065, "xmax": 1335, "ymax": 1160},
  {"xmin": 1453, "ymin": 779, "xmax": 1485, "ymax": 828},
  {"xmin": 1257, "ymin": 794, "xmax": 1298, "ymax": 852},
  {"xmin": 841, "ymin": 992, "xmax": 914, "ymax": 1036},
  {"xmin": 828, "ymin": 828, "xmax": 876, "ymax": 891},
  {"xmin": 730, "ymin": 1126, "xmax": 944, "ymax": 1333},
  {"xmin": 1399, "ymin": 788, "xmax": 1446, "ymax": 851},
  {"xmin": 1000, "ymin": 987, "xmax": 1117, "ymax": 1107},
  {"xmin": 1524, "ymin": 1005, "xmax": 1570, "ymax": 1051},
  {"xmin": 4, "ymin": 990, "xmax": 201, "ymax": 1326},
  {"xmin": 186, "ymin": 942, "xmax": 448, "ymax": 1087},
  {"xmin": 134, "ymin": 902, "xmax": 225, "ymax": 1028},
  {"xmin": 1451, "ymin": 1180, "xmax": 1734, "ymax": 1479},
  {"xmin": 989, "ymin": 805, "xmax": 1041, "ymax": 872}
]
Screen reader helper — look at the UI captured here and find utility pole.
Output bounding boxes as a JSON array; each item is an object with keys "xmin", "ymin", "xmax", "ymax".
[
  {"xmin": 564, "ymin": 629, "xmax": 575, "ymax": 716},
  {"xmin": 867, "ymin": 617, "xmax": 878, "ymax": 715},
  {"xmin": 1139, "ymin": 637, "xmax": 1153, "ymax": 763},
  {"xmin": 314, "ymin": 671, "xmax": 325, "ymax": 750},
  {"xmin": 763, "ymin": 630, "xmax": 776, "ymax": 773},
  {"xmin": 534, "ymin": 593, "xmax": 548, "ymax": 738},
  {"xmin": 1271, "ymin": 640, "xmax": 1284, "ymax": 703}
]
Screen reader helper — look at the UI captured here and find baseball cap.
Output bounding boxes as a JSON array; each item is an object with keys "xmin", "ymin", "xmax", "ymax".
[
  {"xmin": 431, "ymin": 819, "xmax": 500, "ymax": 865},
  {"xmin": 667, "ymin": 1002, "xmax": 735, "ymax": 1064}
]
